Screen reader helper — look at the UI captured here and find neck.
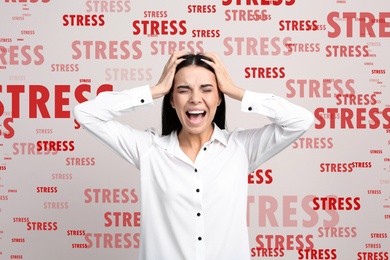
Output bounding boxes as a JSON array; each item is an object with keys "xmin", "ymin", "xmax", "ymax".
[{"xmin": 178, "ymin": 125, "xmax": 214, "ymax": 148}]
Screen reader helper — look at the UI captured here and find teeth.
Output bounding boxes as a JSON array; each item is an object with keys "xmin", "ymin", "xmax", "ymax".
[{"xmin": 188, "ymin": 110, "xmax": 205, "ymax": 114}]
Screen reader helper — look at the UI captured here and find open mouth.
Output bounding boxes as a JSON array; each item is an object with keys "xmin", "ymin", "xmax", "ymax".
[{"xmin": 186, "ymin": 110, "xmax": 206, "ymax": 125}]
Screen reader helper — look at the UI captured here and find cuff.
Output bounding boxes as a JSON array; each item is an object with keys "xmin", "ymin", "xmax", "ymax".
[
  {"xmin": 113, "ymin": 85, "xmax": 154, "ymax": 111},
  {"xmin": 241, "ymin": 90, "xmax": 276, "ymax": 116}
]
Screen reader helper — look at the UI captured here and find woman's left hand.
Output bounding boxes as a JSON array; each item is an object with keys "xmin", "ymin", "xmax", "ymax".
[{"xmin": 202, "ymin": 52, "xmax": 245, "ymax": 101}]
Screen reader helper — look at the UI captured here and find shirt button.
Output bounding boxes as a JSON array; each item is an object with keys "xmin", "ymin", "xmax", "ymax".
[
  {"xmin": 198, "ymin": 237, "xmax": 202, "ymax": 241},
  {"xmin": 248, "ymin": 106, "xmax": 252, "ymax": 111},
  {"xmin": 196, "ymin": 189, "xmax": 200, "ymax": 193},
  {"xmin": 203, "ymin": 147, "xmax": 207, "ymax": 151},
  {"xmin": 194, "ymin": 168, "xmax": 198, "ymax": 173},
  {"xmin": 140, "ymin": 99, "xmax": 145, "ymax": 103},
  {"xmin": 197, "ymin": 213, "xmax": 201, "ymax": 217}
]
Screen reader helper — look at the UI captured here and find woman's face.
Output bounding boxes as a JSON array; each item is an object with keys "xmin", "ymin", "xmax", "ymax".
[{"xmin": 171, "ymin": 65, "xmax": 221, "ymax": 136}]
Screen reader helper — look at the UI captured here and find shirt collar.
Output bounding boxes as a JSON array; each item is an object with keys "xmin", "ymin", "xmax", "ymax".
[
  {"xmin": 210, "ymin": 123, "xmax": 228, "ymax": 146},
  {"xmin": 155, "ymin": 123, "xmax": 228, "ymax": 155}
]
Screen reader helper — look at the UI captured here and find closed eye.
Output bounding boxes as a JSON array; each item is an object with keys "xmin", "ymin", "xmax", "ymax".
[
  {"xmin": 177, "ymin": 85, "xmax": 190, "ymax": 93},
  {"xmin": 200, "ymin": 84, "xmax": 214, "ymax": 93},
  {"xmin": 176, "ymin": 84, "xmax": 214, "ymax": 93}
]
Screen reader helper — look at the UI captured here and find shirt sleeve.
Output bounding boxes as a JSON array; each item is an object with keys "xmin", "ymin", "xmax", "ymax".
[
  {"xmin": 73, "ymin": 85, "xmax": 154, "ymax": 169},
  {"xmin": 237, "ymin": 90, "xmax": 314, "ymax": 173}
]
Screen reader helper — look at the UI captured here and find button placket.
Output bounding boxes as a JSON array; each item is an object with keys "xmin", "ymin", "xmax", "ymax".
[
  {"xmin": 194, "ymin": 143, "xmax": 209, "ymax": 165},
  {"xmin": 193, "ymin": 171, "xmax": 205, "ymax": 259}
]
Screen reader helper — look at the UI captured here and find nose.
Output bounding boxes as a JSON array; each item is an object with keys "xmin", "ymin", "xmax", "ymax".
[{"xmin": 189, "ymin": 89, "xmax": 202, "ymax": 104}]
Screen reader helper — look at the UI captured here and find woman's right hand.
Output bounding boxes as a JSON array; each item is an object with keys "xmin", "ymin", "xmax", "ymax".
[{"xmin": 151, "ymin": 51, "xmax": 187, "ymax": 99}]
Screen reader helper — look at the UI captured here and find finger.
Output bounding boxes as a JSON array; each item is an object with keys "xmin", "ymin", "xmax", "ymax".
[
  {"xmin": 175, "ymin": 57, "xmax": 186, "ymax": 64},
  {"xmin": 200, "ymin": 58, "xmax": 213, "ymax": 66},
  {"xmin": 202, "ymin": 52, "xmax": 219, "ymax": 62},
  {"xmin": 207, "ymin": 53, "xmax": 226, "ymax": 70},
  {"xmin": 171, "ymin": 50, "xmax": 190, "ymax": 60},
  {"xmin": 202, "ymin": 53, "xmax": 227, "ymax": 72},
  {"xmin": 168, "ymin": 58, "xmax": 186, "ymax": 74},
  {"xmin": 159, "ymin": 57, "xmax": 186, "ymax": 85},
  {"xmin": 202, "ymin": 57, "xmax": 225, "ymax": 74},
  {"xmin": 166, "ymin": 51, "xmax": 188, "ymax": 69},
  {"xmin": 169, "ymin": 56, "xmax": 186, "ymax": 73}
]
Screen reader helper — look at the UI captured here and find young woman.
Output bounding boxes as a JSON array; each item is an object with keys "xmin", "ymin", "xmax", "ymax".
[{"xmin": 73, "ymin": 52, "xmax": 314, "ymax": 259}]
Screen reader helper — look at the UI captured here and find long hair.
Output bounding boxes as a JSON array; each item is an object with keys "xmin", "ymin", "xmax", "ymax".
[{"xmin": 161, "ymin": 54, "xmax": 226, "ymax": 136}]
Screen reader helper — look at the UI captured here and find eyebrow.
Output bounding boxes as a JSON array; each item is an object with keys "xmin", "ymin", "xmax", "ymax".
[{"xmin": 177, "ymin": 84, "xmax": 213, "ymax": 89}]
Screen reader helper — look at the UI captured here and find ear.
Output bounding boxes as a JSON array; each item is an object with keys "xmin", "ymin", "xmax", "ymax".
[
  {"xmin": 170, "ymin": 95, "xmax": 175, "ymax": 109},
  {"xmin": 217, "ymin": 96, "xmax": 222, "ymax": 106},
  {"xmin": 217, "ymin": 90, "xmax": 222, "ymax": 106}
]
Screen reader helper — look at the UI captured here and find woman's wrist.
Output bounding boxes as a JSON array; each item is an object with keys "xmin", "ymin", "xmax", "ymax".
[
  {"xmin": 225, "ymin": 86, "xmax": 245, "ymax": 101},
  {"xmin": 150, "ymin": 85, "xmax": 168, "ymax": 100}
]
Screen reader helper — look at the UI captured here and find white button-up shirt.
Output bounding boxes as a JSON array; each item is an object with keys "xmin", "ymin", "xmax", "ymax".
[{"xmin": 73, "ymin": 85, "xmax": 313, "ymax": 260}]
